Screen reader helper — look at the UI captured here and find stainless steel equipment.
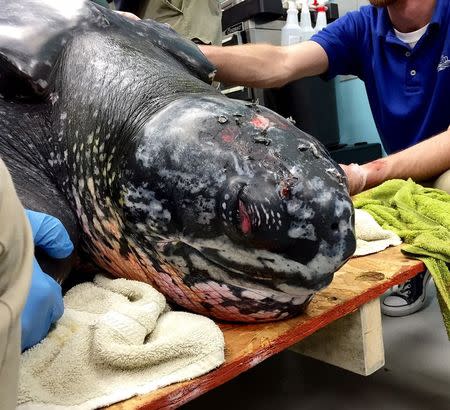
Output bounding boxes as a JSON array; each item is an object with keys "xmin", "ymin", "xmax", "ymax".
[
  {"xmin": 221, "ymin": 0, "xmax": 284, "ymax": 30},
  {"xmin": 221, "ymin": 19, "xmax": 285, "ymax": 105}
]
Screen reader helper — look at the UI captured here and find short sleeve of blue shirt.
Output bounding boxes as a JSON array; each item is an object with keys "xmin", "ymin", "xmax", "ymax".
[{"xmin": 311, "ymin": 10, "xmax": 368, "ymax": 80}]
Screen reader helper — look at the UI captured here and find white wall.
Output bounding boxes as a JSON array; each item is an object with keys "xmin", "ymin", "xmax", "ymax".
[{"xmin": 330, "ymin": 0, "xmax": 371, "ymax": 15}]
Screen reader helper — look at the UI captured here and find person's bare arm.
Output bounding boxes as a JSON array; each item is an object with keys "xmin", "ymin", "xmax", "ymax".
[
  {"xmin": 341, "ymin": 126, "xmax": 450, "ymax": 195},
  {"xmin": 199, "ymin": 41, "xmax": 329, "ymax": 88}
]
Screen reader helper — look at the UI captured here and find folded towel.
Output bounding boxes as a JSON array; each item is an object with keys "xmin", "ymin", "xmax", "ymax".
[
  {"xmin": 353, "ymin": 209, "xmax": 402, "ymax": 256},
  {"xmin": 18, "ymin": 275, "xmax": 225, "ymax": 409},
  {"xmin": 354, "ymin": 179, "xmax": 450, "ymax": 339}
]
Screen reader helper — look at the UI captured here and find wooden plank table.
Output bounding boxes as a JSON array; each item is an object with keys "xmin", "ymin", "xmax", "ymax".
[{"xmin": 108, "ymin": 246, "xmax": 424, "ymax": 410}]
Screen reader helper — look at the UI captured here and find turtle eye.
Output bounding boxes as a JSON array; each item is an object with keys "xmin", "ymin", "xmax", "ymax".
[{"xmin": 239, "ymin": 200, "xmax": 251, "ymax": 235}]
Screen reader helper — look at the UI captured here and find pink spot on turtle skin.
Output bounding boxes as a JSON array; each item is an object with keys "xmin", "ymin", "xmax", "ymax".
[
  {"xmin": 251, "ymin": 115, "xmax": 270, "ymax": 131},
  {"xmin": 264, "ymin": 113, "xmax": 289, "ymax": 130},
  {"xmin": 191, "ymin": 281, "xmax": 240, "ymax": 302},
  {"xmin": 239, "ymin": 200, "xmax": 252, "ymax": 235},
  {"xmin": 220, "ymin": 126, "xmax": 239, "ymax": 143},
  {"xmin": 221, "ymin": 133, "xmax": 234, "ymax": 143}
]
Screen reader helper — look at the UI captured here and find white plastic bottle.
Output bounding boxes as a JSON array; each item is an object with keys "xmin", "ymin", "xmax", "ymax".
[
  {"xmin": 314, "ymin": 0, "xmax": 328, "ymax": 33},
  {"xmin": 281, "ymin": 1, "xmax": 302, "ymax": 46},
  {"xmin": 300, "ymin": 0, "xmax": 315, "ymax": 41}
]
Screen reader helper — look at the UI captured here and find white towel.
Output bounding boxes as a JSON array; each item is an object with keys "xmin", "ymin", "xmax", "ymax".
[
  {"xmin": 17, "ymin": 275, "xmax": 225, "ymax": 410},
  {"xmin": 353, "ymin": 209, "xmax": 402, "ymax": 257}
]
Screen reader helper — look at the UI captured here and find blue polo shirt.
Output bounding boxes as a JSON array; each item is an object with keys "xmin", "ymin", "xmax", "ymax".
[{"xmin": 311, "ymin": 1, "xmax": 450, "ymax": 154}]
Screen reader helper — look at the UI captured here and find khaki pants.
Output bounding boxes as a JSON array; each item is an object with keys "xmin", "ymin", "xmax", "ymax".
[
  {"xmin": 0, "ymin": 159, "xmax": 33, "ymax": 410},
  {"xmin": 138, "ymin": 0, "xmax": 222, "ymax": 45}
]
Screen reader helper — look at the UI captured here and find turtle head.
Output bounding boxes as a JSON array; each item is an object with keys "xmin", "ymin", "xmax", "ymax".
[{"xmin": 120, "ymin": 95, "xmax": 355, "ymax": 321}]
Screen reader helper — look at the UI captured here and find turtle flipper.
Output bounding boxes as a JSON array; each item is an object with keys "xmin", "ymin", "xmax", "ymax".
[
  {"xmin": 0, "ymin": 0, "xmax": 216, "ymax": 100},
  {"xmin": 0, "ymin": 0, "xmax": 94, "ymax": 98},
  {"xmin": 120, "ymin": 16, "xmax": 217, "ymax": 83}
]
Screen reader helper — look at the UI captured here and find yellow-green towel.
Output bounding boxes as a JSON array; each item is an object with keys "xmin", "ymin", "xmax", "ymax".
[{"xmin": 353, "ymin": 179, "xmax": 450, "ymax": 339}]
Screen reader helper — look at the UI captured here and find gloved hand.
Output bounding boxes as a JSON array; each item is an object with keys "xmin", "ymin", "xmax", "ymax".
[
  {"xmin": 21, "ymin": 210, "xmax": 74, "ymax": 351},
  {"xmin": 339, "ymin": 163, "xmax": 369, "ymax": 196}
]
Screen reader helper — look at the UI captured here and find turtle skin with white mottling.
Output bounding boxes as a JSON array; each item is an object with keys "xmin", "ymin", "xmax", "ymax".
[{"xmin": 0, "ymin": 0, "xmax": 356, "ymax": 322}]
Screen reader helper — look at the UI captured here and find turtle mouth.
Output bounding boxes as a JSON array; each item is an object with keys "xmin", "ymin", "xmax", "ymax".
[
  {"xmin": 192, "ymin": 245, "xmax": 316, "ymax": 296},
  {"xmin": 180, "ymin": 237, "xmax": 332, "ymax": 293}
]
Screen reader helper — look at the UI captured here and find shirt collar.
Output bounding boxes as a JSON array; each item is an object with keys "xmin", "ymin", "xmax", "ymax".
[
  {"xmin": 430, "ymin": 0, "xmax": 448, "ymax": 27},
  {"xmin": 376, "ymin": 7, "xmax": 392, "ymax": 38}
]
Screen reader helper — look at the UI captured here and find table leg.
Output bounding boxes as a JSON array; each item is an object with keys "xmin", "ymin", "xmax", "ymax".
[{"xmin": 290, "ymin": 298, "xmax": 385, "ymax": 376}]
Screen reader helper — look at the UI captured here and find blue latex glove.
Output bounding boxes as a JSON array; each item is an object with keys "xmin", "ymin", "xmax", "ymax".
[{"xmin": 21, "ymin": 210, "xmax": 74, "ymax": 351}]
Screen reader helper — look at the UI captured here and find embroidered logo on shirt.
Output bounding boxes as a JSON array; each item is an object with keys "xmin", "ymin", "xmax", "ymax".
[{"xmin": 437, "ymin": 55, "xmax": 450, "ymax": 72}]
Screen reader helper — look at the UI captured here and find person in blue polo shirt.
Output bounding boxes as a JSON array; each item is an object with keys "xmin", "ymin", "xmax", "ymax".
[{"xmin": 200, "ymin": 0, "xmax": 450, "ymax": 317}]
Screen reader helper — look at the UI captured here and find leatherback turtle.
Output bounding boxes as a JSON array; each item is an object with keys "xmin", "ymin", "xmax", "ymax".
[{"xmin": 0, "ymin": 0, "xmax": 356, "ymax": 322}]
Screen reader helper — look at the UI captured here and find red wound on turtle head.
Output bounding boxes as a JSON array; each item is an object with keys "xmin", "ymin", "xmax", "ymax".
[
  {"xmin": 221, "ymin": 133, "xmax": 234, "ymax": 143},
  {"xmin": 279, "ymin": 177, "xmax": 297, "ymax": 199},
  {"xmin": 250, "ymin": 115, "xmax": 270, "ymax": 131},
  {"xmin": 220, "ymin": 126, "xmax": 239, "ymax": 143},
  {"xmin": 280, "ymin": 186, "xmax": 290, "ymax": 198},
  {"xmin": 279, "ymin": 181, "xmax": 291, "ymax": 199}
]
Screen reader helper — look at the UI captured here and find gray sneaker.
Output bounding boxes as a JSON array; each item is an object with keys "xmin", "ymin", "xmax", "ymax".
[{"xmin": 381, "ymin": 270, "xmax": 432, "ymax": 317}]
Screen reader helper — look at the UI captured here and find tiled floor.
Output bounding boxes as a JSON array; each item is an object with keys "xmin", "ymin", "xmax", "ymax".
[{"xmin": 184, "ymin": 284, "xmax": 450, "ymax": 409}]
